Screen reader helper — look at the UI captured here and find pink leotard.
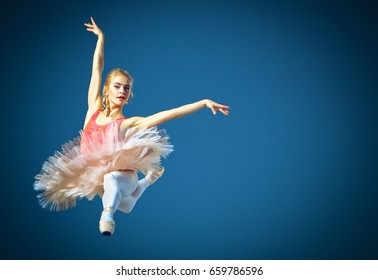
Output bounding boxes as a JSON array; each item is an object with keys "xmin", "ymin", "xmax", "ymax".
[{"xmin": 82, "ymin": 110, "xmax": 126, "ymax": 144}]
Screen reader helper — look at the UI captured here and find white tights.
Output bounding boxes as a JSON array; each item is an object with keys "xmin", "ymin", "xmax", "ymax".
[{"xmin": 101, "ymin": 170, "xmax": 150, "ymax": 221}]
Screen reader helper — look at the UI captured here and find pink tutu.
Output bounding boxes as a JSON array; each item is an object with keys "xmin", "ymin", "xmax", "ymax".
[{"xmin": 34, "ymin": 122, "xmax": 173, "ymax": 211}]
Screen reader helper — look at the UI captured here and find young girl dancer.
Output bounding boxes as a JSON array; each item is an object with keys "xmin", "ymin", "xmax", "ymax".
[{"xmin": 34, "ymin": 17, "xmax": 230, "ymax": 236}]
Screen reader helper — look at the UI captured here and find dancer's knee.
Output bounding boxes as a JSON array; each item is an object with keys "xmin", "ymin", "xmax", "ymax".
[
  {"xmin": 118, "ymin": 196, "xmax": 136, "ymax": 214},
  {"xmin": 119, "ymin": 205, "xmax": 133, "ymax": 214}
]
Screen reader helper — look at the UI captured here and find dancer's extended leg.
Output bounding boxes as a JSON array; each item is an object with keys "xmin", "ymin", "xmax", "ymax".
[{"xmin": 99, "ymin": 170, "xmax": 138, "ymax": 236}]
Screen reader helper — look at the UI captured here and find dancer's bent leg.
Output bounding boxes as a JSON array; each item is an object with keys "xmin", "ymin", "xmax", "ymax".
[
  {"xmin": 118, "ymin": 167, "xmax": 165, "ymax": 213},
  {"xmin": 118, "ymin": 178, "xmax": 149, "ymax": 213}
]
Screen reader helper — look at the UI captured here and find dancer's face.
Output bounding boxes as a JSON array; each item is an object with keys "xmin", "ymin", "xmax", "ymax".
[{"xmin": 106, "ymin": 75, "xmax": 132, "ymax": 107}]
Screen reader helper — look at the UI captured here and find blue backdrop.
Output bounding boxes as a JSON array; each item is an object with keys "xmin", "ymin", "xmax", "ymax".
[{"xmin": 1, "ymin": 0, "xmax": 377, "ymax": 259}]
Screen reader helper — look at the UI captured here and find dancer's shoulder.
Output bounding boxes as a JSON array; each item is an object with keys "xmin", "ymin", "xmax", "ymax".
[
  {"xmin": 84, "ymin": 109, "xmax": 102, "ymax": 129},
  {"xmin": 120, "ymin": 116, "xmax": 144, "ymax": 130}
]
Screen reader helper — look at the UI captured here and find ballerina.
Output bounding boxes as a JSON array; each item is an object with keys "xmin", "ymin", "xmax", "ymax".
[{"xmin": 34, "ymin": 17, "xmax": 230, "ymax": 236}]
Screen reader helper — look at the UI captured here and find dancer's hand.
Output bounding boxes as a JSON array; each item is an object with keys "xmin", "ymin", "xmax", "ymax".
[
  {"xmin": 205, "ymin": 99, "xmax": 230, "ymax": 116},
  {"xmin": 84, "ymin": 17, "xmax": 104, "ymax": 37}
]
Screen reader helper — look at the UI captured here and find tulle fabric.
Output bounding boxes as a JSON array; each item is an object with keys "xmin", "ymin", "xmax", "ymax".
[{"xmin": 34, "ymin": 121, "xmax": 173, "ymax": 211}]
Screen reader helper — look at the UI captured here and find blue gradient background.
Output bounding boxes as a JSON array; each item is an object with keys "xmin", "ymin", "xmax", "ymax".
[{"xmin": 1, "ymin": 0, "xmax": 377, "ymax": 259}]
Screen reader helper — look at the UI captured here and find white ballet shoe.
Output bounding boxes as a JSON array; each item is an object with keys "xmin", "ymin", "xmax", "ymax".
[
  {"xmin": 99, "ymin": 207, "xmax": 115, "ymax": 236},
  {"xmin": 146, "ymin": 167, "xmax": 165, "ymax": 185}
]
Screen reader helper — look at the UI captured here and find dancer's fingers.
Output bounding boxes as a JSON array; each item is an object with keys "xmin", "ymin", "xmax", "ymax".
[
  {"xmin": 91, "ymin": 17, "xmax": 97, "ymax": 26},
  {"xmin": 219, "ymin": 108, "xmax": 228, "ymax": 115}
]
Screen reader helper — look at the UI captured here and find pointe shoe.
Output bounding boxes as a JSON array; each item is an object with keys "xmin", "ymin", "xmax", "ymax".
[
  {"xmin": 146, "ymin": 167, "xmax": 165, "ymax": 185},
  {"xmin": 99, "ymin": 207, "xmax": 115, "ymax": 236}
]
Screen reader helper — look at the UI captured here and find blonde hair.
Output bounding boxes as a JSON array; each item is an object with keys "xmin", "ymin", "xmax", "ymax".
[{"xmin": 102, "ymin": 68, "xmax": 134, "ymax": 116}]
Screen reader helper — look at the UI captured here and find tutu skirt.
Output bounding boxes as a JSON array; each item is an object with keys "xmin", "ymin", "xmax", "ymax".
[{"xmin": 34, "ymin": 122, "xmax": 173, "ymax": 211}]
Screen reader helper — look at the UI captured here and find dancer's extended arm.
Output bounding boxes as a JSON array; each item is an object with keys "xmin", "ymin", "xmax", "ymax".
[
  {"xmin": 84, "ymin": 17, "xmax": 104, "ymax": 126},
  {"xmin": 128, "ymin": 99, "xmax": 230, "ymax": 129}
]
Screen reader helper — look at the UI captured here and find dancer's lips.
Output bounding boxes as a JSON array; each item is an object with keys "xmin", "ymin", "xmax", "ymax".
[{"xmin": 117, "ymin": 96, "xmax": 126, "ymax": 100}]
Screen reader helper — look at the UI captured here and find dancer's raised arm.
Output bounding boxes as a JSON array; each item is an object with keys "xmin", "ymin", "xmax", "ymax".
[
  {"xmin": 126, "ymin": 99, "xmax": 230, "ymax": 129},
  {"xmin": 84, "ymin": 17, "xmax": 104, "ymax": 126}
]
